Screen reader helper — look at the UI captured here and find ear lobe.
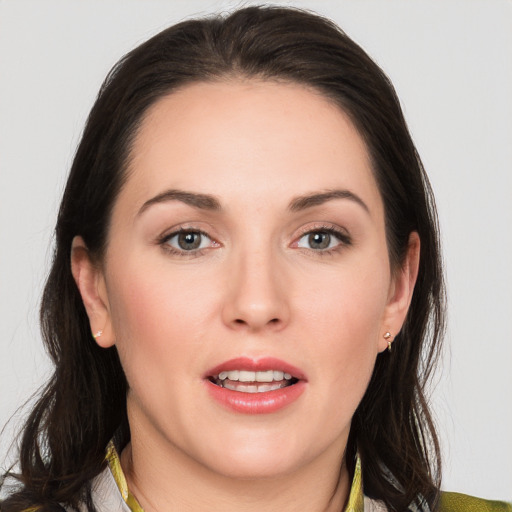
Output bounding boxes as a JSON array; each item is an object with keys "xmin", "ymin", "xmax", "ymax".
[
  {"xmin": 71, "ymin": 236, "xmax": 115, "ymax": 348},
  {"xmin": 379, "ymin": 232, "xmax": 420, "ymax": 352}
]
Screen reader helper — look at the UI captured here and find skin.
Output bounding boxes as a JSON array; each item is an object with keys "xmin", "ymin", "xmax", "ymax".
[{"xmin": 72, "ymin": 80, "xmax": 420, "ymax": 512}]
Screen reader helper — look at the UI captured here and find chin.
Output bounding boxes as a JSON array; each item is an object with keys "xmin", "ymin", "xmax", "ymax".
[
  {"xmin": 207, "ymin": 454, "xmax": 300, "ymax": 481},
  {"xmin": 196, "ymin": 435, "xmax": 304, "ymax": 480}
]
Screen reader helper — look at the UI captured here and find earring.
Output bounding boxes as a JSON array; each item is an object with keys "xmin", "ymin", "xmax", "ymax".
[
  {"xmin": 93, "ymin": 330, "xmax": 103, "ymax": 339},
  {"xmin": 384, "ymin": 332, "xmax": 393, "ymax": 352}
]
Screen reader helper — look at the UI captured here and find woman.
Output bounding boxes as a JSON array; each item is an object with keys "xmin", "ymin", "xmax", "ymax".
[{"xmin": 1, "ymin": 5, "xmax": 510, "ymax": 512}]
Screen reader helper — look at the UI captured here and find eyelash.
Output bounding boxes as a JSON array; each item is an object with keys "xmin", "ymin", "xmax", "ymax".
[
  {"xmin": 158, "ymin": 228, "xmax": 216, "ymax": 258},
  {"xmin": 157, "ymin": 225, "xmax": 352, "ymax": 257},
  {"xmin": 294, "ymin": 225, "xmax": 352, "ymax": 255}
]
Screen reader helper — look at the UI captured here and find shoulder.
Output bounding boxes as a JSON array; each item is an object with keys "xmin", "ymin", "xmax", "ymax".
[
  {"xmin": 17, "ymin": 467, "xmax": 128, "ymax": 512},
  {"xmin": 363, "ymin": 492, "xmax": 512, "ymax": 512},
  {"xmin": 440, "ymin": 491, "xmax": 512, "ymax": 512}
]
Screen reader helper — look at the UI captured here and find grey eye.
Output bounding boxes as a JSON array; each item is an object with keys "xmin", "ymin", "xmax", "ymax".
[
  {"xmin": 308, "ymin": 232, "xmax": 330, "ymax": 249},
  {"xmin": 166, "ymin": 231, "xmax": 211, "ymax": 251},
  {"xmin": 297, "ymin": 231, "xmax": 341, "ymax": 250}
]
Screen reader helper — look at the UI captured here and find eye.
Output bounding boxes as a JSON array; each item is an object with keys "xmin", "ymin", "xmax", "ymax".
[
  {"xmin": 164, "ymin": 230, "xmax": 214, "ymax": 252},
  {"xmin": 295, "ymin": 228, "xmax": 349, "ymax": 251}
]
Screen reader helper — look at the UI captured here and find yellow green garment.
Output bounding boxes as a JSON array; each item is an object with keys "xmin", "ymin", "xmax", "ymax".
[
  {"xmin": 24, "ymin": 442, "xmax": 512, "ymax": 511},
  {"xmin": 102, "ymin": 442, "xmax": 511, "ymax": 512}
]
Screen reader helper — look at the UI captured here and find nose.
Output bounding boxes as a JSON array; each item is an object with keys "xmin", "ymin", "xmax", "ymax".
[{"xmin": 221, "ymin": 248, "xmax": 290, "ymax": 332}]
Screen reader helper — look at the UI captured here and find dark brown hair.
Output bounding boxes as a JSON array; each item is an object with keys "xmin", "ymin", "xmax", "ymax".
[{"xmin": 1, "ymin": 6, "xmax": 445, "ymax": 511}]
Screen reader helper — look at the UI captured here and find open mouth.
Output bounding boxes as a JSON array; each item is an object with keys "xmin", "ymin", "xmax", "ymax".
[
  {"xmin": 209, "ymin": 370, "xmax": 299, "ymax": 394},
  {"xmin": 205, "ymin": 358, "xmax": 306, "ymax": 413}
]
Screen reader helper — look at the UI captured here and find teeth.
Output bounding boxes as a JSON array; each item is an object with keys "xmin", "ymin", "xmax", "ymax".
[
  {"xmin": 223, "ymin": 381, "xmax": 289, "ymax": 393},
  {"xmin": 216, "ymin": 370, "xmax": 294, "ymax": 382},
  {"xmin": 239, "ymin": 370, "xmax": 256, "ymax": 382},
  {"xmin": 256, "ymin": 370, "xmax": 274, "ymax": 382}
]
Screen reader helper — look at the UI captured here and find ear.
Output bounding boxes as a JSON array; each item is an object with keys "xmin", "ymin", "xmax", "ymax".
[
  {"xmin": 379, "ymin": 232, "xmax": 420, "ymax": 352},
  {"xmin": 71, "ymin": 236, "xmax": 115, "ymax": 348}
]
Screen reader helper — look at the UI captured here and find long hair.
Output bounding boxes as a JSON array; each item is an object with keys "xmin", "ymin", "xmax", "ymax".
[{"xmin": 1, "ymin": 6, "xmax": 445, "ymax": 511}]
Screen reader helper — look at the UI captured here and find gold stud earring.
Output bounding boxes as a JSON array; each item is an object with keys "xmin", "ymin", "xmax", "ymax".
[
  {"xmin": 93, "ymin": 330, "xmax": 103, "ymax": 339},
  {"xmin": 384, "ymin": 332, "xmax": 393, "ymax": 352}
]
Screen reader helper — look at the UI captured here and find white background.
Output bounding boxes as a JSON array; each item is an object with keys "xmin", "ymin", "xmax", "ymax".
[{"xmin": 1, "ymin": 0, "xmax": 511, "ymax": 501}]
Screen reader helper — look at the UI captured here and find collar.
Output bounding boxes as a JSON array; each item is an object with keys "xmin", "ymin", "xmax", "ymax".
[
  {"xmin": 106, "ymin": 441, "xmax": 144, "ymax": 512},
  {"xmin": 105, "ymin": 441, "xmax": 365, "ymax": 512}
]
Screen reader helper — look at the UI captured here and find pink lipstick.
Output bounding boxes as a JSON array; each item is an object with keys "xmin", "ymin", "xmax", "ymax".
[{"xmin": 204, "ymin": 357, "xmax": 306, "ymax": 414}]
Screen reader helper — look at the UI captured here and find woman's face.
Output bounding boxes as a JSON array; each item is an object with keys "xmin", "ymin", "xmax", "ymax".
[{"xmin": 76, "ymin": 80, "xmax": 417, "ymax": 480}]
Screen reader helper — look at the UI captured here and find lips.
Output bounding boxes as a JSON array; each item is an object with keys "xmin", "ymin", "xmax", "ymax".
[{"xmin": 204, "ymin": 357, "xmax": 306, "ymax": 414}]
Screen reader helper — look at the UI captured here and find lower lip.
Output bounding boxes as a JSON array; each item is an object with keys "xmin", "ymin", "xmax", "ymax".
[{"xmin": 205, "ymin": 379, "xmax": 306, "ymax": 414}]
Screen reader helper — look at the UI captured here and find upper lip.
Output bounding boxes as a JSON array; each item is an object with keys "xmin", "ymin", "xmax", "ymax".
[{"xmin": 205, "ymin": 356, "xmax": 307, "ymax": 381}]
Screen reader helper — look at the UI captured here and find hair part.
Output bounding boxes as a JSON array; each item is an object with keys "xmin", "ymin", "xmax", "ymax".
[{"xmin": 1, "ymin": 6, "xmax": 445, "ymax": 512}]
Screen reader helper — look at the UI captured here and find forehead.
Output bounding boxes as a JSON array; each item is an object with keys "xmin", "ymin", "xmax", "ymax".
[{"xmin": 121, "ymin": 79, "xmax": 381, "ymax": 216}]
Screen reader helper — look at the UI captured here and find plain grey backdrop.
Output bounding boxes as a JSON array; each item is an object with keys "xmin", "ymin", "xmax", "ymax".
[{"xmin": 1, "ymin": 0, "xmax": 511, "ymax": 500}]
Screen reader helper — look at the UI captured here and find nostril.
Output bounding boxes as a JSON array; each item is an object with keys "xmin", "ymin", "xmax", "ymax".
[{"xmin": 232, "ymin": 317, "xmax": 280, "ymax": 327}]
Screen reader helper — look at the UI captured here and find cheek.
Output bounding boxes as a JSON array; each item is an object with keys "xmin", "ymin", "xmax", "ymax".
[
  {"xmin": 298, "ymin": 255, "xmax": 390, "ymax": 343},
  {"xmin": 105, "ymin": 258, "xmax": 220, "ymax": 388},
  {"xmin": 297, "ymin": 257, "xmax": 390, "ymax": 401}
]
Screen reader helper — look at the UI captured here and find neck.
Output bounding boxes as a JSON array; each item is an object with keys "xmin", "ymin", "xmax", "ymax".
[{"xmin": 121, "ymin": 434, "xmax": 351, "ymax": 512}]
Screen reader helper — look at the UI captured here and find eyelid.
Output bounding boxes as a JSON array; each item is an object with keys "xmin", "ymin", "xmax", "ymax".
[
  {"xmin": 158, "ymin": 225, "xmax": 220, "ymax": 256},
  {"xmin": 291, "ymin": 223, "xmax": 352, "ymax": 251},
  {"xmin": 295, "ymin": 222, "xmax": 351, "ymax": 239}
]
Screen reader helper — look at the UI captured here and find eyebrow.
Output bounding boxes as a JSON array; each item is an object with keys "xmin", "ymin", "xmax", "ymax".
[
  {"xmin": 288, "ymin": 189, "xmax": 369, "ymax": 213},
  {"xmin": 137, "ymin": 188, "xmax": 369, "ymax": 216},
  {"xmin": 138, "ymin": 189, "xmax": 221, "ymax": 216}
]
